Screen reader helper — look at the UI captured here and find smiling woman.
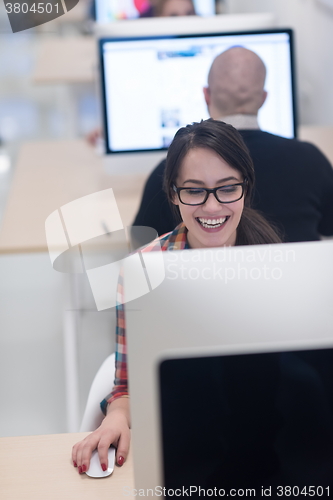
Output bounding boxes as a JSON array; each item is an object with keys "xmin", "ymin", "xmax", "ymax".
[
  {"xmin": 72, "ymin": 119, "xmax": 281, "ymax": 476},
  {"xmin": 171, "ymin": 148, "xmax": 246, "ymax": 248},
  {"xmin": 165, "ymin": 119, "xmax": 282, "ymax": 248}
]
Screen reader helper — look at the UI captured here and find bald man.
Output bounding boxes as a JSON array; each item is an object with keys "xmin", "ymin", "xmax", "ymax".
[
  {"xmin": 203, "ymin": 47, "xmax": 267, "ymax": 122},
  {"xmin": 133, "ymin": 47, "xmax": 333, "ymax": 242}
]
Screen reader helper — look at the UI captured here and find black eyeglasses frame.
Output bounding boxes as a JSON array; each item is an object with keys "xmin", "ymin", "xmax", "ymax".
[{"xmin": 172, "ymin": 179, "xmax": 248, "ymax": 206}]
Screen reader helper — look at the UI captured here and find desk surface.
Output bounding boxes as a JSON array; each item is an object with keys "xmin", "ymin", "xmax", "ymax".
[
  {"xmin": 0, "ymin": 432, "xmax": 135, "ymax": 500},
  {"xmin": 0, "ymin": 140, "xmax": 147, "ymax": 254},
  {"xmin": 33, "ymin": 37, "xmax": 96, "ymax": 84}
]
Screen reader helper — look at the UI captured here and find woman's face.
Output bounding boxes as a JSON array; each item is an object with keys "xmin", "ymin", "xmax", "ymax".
[
  {"xmin": 161, "ymin": 0, "xmax": 195, "ymax": 16},
  {"xmin": 173, "ymin": 147, "xmax": 245, "ymax": 249}
]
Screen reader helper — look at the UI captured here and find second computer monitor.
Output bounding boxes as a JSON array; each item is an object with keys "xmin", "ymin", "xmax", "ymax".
[
  {"xmin": 95, "ymin": 0, "xmax": 215, "ymax": 24},
  {"xmin": 99, "ymin": 28, "xmax": 296, "ymax": 157}
]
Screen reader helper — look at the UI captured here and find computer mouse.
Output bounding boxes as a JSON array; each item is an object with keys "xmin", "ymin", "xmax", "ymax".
[{"xmin": 85, "ymin": 446, "xmax": 116, "ymax": 478}]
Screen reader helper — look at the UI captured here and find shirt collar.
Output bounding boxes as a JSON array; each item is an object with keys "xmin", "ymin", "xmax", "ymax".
[
  {"xmin": 218, "ymin": 114, "xmax": 260, "ymax": 130},
  {"xmin": 160, "ymin": 223, "xmax": 189, "ymax": 251}
]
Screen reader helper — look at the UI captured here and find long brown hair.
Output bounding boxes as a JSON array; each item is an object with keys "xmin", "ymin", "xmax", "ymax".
[{"xmin": 163, "ymin": 119, "xmax": 281, "ymax": 245}]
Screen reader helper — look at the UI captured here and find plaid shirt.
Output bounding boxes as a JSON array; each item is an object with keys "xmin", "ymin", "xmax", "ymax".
[{"xmin": 100, "ymin": 223, "xmax": 189, "ymax": 415}]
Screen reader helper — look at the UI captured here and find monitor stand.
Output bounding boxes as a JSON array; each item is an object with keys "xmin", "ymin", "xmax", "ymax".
[{"xmin": 102, "ymin": 151, "xmax": 166, "ymax": 176}]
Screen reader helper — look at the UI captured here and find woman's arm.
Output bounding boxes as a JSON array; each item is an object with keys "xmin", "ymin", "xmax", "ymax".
[
  {"xmin": 72, "ymin": 396, "xmax": 130, "ymax": 474},
  {"xmin": 72, "ymin": 279, "xmax": 130, "ymax": 475}
]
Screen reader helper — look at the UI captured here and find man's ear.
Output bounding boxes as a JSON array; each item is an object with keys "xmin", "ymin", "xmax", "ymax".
[
  {"xmin": 203, "ymin": 86, "xmax": 211, "ymax": 106},
  {"xmin": 259, "ymin": 90, "xmax": 268, "ymax": 109}
]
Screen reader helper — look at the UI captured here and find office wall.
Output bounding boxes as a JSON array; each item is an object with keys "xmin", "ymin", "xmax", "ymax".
[{"xmin": 226, "ymin": 0, "xmax": 333, "ymax": 125}]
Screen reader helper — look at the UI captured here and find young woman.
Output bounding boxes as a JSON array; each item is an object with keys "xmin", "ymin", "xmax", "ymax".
[{"xmin": 72, "ymin": 119, "xmax": 281, "ymax": 474}]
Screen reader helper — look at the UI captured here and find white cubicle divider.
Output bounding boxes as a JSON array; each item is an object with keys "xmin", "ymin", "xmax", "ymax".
[{"xmin": 94, "ymin": 12, "xmax": 276, "ymax": 38}]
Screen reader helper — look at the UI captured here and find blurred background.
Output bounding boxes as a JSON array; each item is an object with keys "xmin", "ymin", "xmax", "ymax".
[{"xmin": 1, "ymin": 0, "xmax": 333, "ymax": 437}]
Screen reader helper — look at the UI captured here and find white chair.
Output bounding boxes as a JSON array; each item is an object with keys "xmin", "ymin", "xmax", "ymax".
[{"xmin": 80, "ymin": 353, "xmax": 116, "ymax": 432}]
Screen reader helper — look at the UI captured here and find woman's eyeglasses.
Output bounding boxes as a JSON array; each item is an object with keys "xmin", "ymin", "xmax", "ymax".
[{"xmin": 172, "ymin": 179, "xmax": 247, "ymax": 206}]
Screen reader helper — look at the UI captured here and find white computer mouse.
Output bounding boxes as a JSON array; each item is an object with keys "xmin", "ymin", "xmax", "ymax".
[{"xmin": 85, "ymin": 446, "xmax": 116, "ymax": 478}]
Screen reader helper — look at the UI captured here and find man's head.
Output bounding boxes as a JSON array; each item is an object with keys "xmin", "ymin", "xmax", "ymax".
[
  {"xmin": 155, "ymin": 0, "xmax": 195, "ymax": 17},
  {"xmin": 203, "ymin": 47, "xmax": 267, "ymax": 119}
]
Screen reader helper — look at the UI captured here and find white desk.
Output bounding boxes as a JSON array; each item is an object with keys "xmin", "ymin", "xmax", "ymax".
[
  {"xmin": 33, "ymin": 37, "xmax": 97, "ymax": 84},
  {"xmin": 0, "ymin": 432, "xmax": 135, "ymax": 500},
  {"xmin": 0, "ymin": 140, "xmax": 147, "ymax": 253},
  {"xmin": 33, "ymin": 36, "xmax": 98, "ymax": 137}
]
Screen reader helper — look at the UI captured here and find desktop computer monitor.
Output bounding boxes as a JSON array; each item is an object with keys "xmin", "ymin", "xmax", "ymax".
[
  {"xmin": 124, "ymin": 240, "xmax": 333, "ymax": 494},
  {"xmin": 99, "ymin": 28, "xmax": 296, "ymax": 173},
  {"xmin": 94, "ymin": 0, "xmax": 215, "ymax": 24}
]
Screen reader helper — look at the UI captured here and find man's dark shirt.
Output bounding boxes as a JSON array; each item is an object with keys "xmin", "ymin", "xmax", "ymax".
[{"xmin": 133, "ymin": 130, "xmax": 333, "ymax": 242}]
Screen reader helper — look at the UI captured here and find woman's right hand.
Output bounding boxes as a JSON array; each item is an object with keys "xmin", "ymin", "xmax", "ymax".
[{"xmin": 72, "ymin": 397, "xmax": 130, "ymax": 474}]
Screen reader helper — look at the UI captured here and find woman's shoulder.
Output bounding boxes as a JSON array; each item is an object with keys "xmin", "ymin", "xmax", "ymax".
[{"xmin": 141, "ymin": 223, "xmax": 188, "ymax": 252}]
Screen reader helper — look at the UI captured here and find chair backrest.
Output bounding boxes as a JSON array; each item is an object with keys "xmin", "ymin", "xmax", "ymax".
[{"xmin": 80, "ymin": 353, "xmax": 116, "ymax": 432}]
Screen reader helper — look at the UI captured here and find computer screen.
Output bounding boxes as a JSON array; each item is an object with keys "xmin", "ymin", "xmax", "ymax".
[
  {"xmin": 95, "ymin": 0, "xmax": 215, "ymax": 24},
  {"xmin": 99, "ymin": 28, "xmax": 296, "ymax": 156},
  {"xmin": 160, "ymin": 349, "xmax": 333, "ymax": 495}
]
